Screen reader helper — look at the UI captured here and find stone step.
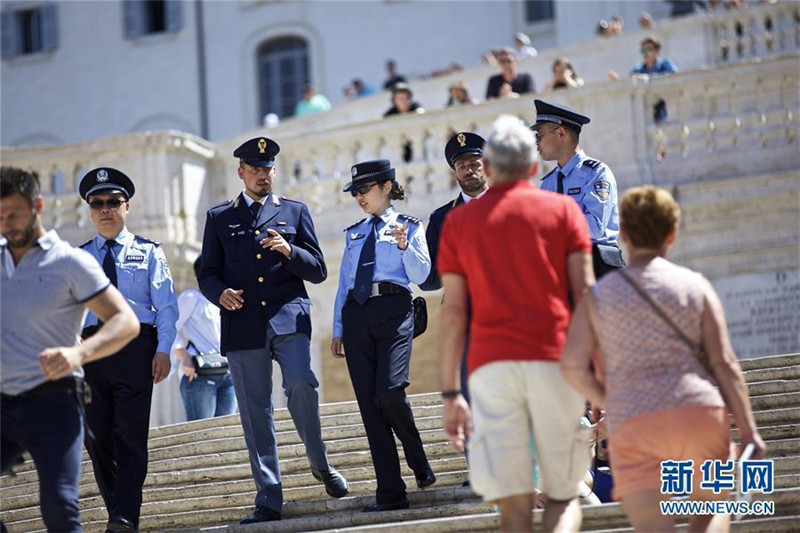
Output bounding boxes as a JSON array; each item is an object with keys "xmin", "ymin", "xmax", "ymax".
[
  {"xmin": 304, "ymin": 488, "xmax": 800, "ymax": 533},
  {"xmin": 747, "ymin": 379, "xmax": 800, "ymax": 397},
  {"xmin": 742, "ymin": 365, "xmax": 800, "ymax": 384},
  {"xmin": 740, "ymin": 354, "xmax": 800, "ymax": 372}
]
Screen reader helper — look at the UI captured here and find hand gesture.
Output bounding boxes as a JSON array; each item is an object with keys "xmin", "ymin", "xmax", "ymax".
[
  {"xmin": 39, "ymin": 347, "xmax": 82, "ymax": 380},
  {"xmin": 220, "ymin": 288, "xmax": 244, "ymax": 311},
  {"xmin": 331, "ymin": 337, "xmax": 346, "ymax": 359},
  {"xmin": 390, "ymin": 220, "xmax": 409, "ymax": 250},
  {"xmin": 442, "ymin": 394, "xmax": 472, "ymax": 452},
  {"xmin": 152, "ymin": 352, "xmax": 171, "ymax": 384},
  {"xmin": 260, "ymin": 229, "xmax": 292, "ymax": 258}
]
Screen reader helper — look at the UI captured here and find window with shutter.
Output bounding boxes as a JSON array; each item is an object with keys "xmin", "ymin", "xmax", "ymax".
[
  {"xmin": 124, "ymin": 0, "xmax": 182, "ymax": 39},
  {"xmin": 257, "ymin": 37, "xmax": 310, "ymax": 121},
  {"xmin": 1, "ymin": 3, "xmax": 58, "ymax": 58}
]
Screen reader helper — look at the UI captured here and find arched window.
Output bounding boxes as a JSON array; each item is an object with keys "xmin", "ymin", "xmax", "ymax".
[{"xmin": 257, "ymin": 37, "xmax": 309, "ymax": 121}]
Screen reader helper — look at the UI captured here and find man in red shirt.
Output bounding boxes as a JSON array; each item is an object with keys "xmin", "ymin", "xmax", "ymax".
[{"xmin": 438, "ymin": 115, "xmax": 595, "ymax": 532}]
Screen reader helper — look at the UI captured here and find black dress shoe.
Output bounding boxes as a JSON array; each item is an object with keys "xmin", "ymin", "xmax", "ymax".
[
  {"xmin": 461, "ymin": 479, "xmax": 471, "ymax": 488},
  {"xmin": 415, "ymin": 465, "xmax": 437, "ymax": 489},
  {"xmin": 362, "ymin": 499, "xmax": 410, "ymax": 513},
  {"xmin": 239, "ymin": 506, "xmax": 281, "ymax": 524},
  {"xmin": 105, "ymin": 516, "xmax": 135, "ymax": 532},
  {"xmin": 311, "ymin": 466, "xmax": 349, "ymax": 498}
]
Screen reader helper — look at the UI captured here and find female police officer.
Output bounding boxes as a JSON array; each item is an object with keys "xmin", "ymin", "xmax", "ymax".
[{"xmin": 331, "ymin": 159, "xmax": 436, "ymax": 512}]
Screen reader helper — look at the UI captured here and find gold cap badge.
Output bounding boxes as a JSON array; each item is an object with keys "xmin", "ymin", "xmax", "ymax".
[
  {"xmin": 258, "ymin": 138, "xmax": 267, "ymax": 154},
  {"xmin": 457, "ymin": 133, "xmax": 466, "ymax": 147}
]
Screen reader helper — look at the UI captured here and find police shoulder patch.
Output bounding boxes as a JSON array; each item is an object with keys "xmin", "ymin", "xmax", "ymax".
[
  {"xmin": 344, "ymin": 218, "xmax": 367, "ymax": 232},
  {"xmin": 593, "ymin": 180, "xmax": 611, "ymax": 200},
  {"xmin": 397, "ymin": 214, "xmax": 421, "ymax": 224},
  {"xmin": 583, "ymin": 159, "xmax": 602, "ymax": 169},
  {"xmin": 134, "ymin": 234, "xmax": 161, "ymax": 247}
]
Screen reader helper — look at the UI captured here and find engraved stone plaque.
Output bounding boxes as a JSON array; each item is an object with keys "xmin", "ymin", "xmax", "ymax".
[{"xmin": 712, "ymin": 270, "xmax": 800, "ymax": 359}]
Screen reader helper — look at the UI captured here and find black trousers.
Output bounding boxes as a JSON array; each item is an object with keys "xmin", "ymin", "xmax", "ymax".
[
  {"xmin": 343, "ymin": 293, "xmax": 429, "ymax": 504},
  {"xmin": 592, "ymin": 244, "xmax": 624, "ymax": 280},
  {"xmin": 83, "ymin": 334, "xmax": 157, "ymax": 527}
]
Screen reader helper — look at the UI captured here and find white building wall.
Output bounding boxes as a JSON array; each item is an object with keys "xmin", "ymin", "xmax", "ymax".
[{"xmin": 2, "ymin": 0, "xmax": 678, "ymax": 148}]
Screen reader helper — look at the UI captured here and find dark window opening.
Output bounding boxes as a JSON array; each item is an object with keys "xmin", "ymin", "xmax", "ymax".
[
  {"xmin": 258, "ymin": 37, "xmax": 310, "ymax": 121},
  {"xmin": 525, "ymin": 0, "xmax": 554, "ymax": 23},
  {"xmin": 145, "ymin": 0, "xmax": 166, "ymax": 34},
  {"xmin": 18, "ymin": 9, "xmax": 42, "ymax": 54}
]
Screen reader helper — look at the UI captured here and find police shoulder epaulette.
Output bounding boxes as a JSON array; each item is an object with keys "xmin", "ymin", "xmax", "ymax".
[
  {"xmin": 344, "ymin": 218, "xmax": 367, "ymax": 232},
  {"xmin": 211, "ymin": 198, "xmax": 232, "ymax": 210},
  {"xmin": 582, "ymin": 159, "xmax": 602, "ymax": 170},
  {"xmin": 397, "ymin": 214, "xmax": 421, "ymax": 224},
  {"xmin": 134, "ymin": 234, "xmax": 161, "ymax": 247},
  {"xmin": 79, "ymin": 239, "xmax": 93, "ymax": 249},
  {"xmin": 279, "ymin": 196, "xmax": 302, "ymax": 204}
]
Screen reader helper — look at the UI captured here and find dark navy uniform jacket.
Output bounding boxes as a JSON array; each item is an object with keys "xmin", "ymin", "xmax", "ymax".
[
  {"xmin": 199, "ymin": 192, "xmax": 327, "ymax": 352},
  {"xmin": 420, "ymin": 195, "xmax": 465, "ymax": 291}
]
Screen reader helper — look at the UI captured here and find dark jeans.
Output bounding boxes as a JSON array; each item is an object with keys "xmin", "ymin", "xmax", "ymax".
[
  {"xmin": 180, "ymin": 372, "xmax": 237, "ymax": 421},
  {"xmin": 1, "ymin": 387, "xmax": 84, "ymax": 532}
]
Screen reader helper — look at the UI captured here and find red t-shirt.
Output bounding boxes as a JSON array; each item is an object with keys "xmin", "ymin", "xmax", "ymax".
[{"xmin": 438, "ymin": 180, "xmax": 591, "ymax": 375}]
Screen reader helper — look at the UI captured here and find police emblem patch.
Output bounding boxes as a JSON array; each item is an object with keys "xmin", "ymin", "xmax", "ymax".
[
  {"xmin": 593, "ymin": 180, "xmax": 611, "ymax": 200},
  {"xmin": 97, "ymin": 169, "xmax": 109, "ymax": 182}
]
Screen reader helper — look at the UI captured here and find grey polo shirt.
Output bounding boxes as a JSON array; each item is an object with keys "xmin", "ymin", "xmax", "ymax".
[{"xmin": 1, "ymin": 230, "xmax": 109, "ymax": 395}]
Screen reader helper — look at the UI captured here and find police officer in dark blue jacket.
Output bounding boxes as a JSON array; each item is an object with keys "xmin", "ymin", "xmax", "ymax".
[{"xmin": 198, "ymin": 137, "xmax": 348, "ymax": 525}]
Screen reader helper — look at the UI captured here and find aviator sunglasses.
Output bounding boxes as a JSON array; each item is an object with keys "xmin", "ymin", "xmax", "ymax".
[
  {"xmin": 350, "ymin": 182, "xmax": 379, "ymax": 197},
  {"xmin": 88, "ymin": 199, "xmax": 126, "ymax": 210}
]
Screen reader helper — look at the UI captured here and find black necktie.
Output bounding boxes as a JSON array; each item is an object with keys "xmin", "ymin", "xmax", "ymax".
[
  {"xmin": 250, "ymin": 201, "xmax": 262, "ymax": 220},
  {"xmin": 353, "ymin": 218, "xmax": 379, "ymax": 305},
  {"xmin": 556, "ymin": 171, "xmax": 565, "ymax": 194},
  {"xmin": 103, "ymin": 239, "xmax": 117, "ymax": 287}
]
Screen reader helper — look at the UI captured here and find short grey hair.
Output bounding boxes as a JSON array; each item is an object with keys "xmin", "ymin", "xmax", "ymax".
[{"xmin": 484, "ymin": 115, "xmax": 538, "ymax": 176}]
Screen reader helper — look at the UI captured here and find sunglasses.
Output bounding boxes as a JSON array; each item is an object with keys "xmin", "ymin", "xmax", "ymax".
[
  {"xmin": 350, "ymin": 182, "xmax": 379, "ymax": 197},
  {"xmin": 88, "ymin": 199, "xmax": 126, "ymax": 210}
]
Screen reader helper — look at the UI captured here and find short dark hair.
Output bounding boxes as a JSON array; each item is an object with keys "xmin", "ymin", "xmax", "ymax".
[
  {"xmin": 1, "ymin": 166, "xmax": 41, "ymax": 206},
  {"xmin": 641, "ymin": 36, "xmax": 662, "ymax": 50}
]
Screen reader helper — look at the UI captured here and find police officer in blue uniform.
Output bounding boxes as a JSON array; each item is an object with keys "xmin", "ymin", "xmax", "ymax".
[
  {"xmin": 331, "ymin": 159, "xmax": 436, "ymax": 513},
  {"xmin": 78, "ymin": 167, "xmax": 178, "ymax": 532},
  {"xmin": 198, "ymin": 137, "xmax": 348, "ymax": 525},
  {"xmin": 532, "ymin": 99, "xmax": 624, "ymax": 278}
]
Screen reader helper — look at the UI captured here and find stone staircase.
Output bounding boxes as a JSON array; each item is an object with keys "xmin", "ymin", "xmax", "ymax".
[{"xmin": 1, "ymin": 354, "xmax": 799, "ymax": 532}]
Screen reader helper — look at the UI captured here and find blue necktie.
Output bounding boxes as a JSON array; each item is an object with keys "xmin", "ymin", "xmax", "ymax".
[
  {"xmin": 556, "ymin": 171, "xmax": 565, "ymax": 194},
  {"xmin": 352, "ymin": 218, "xmax": 379, "ymax": 305},
  {"xmin": 103, "ymin": 240, "xmax": 117, "ymax": 287}
]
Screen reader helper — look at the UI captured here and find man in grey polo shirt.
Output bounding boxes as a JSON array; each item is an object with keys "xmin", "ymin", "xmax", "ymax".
[{"xmin": 0, "ymin": 166, "xmax": 139, "ymax": 533}]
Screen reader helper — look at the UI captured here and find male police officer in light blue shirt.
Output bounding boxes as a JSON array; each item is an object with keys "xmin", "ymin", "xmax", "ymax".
[
  {"xmin": 533, "ymin": 99, "xmax": 624, "ymax": 278},
  {"xmin": 78, "ymin": 167, "xmax": 178, "ymax": 532}
]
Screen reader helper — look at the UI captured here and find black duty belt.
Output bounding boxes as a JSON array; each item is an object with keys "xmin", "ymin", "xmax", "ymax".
[
  {"xmin": 81, "ymin": 323, "xmax": 156, "ymax": 340},
  {"xmin": 347, "ymin": 282, "xmax": 408, "ymax": 302}
]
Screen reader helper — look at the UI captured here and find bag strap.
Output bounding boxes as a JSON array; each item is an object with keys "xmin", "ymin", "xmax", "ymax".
[{"xmin": 617, "ymin": 269, "xmax": 707, "ymax": 364}]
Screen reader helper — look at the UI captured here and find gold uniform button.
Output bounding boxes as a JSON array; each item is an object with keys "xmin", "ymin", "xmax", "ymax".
[
  {"xmin": 261, "ymin": 301, "xmax": 267, "ymax": 307},
  {"xmin": 258, "ymin": 277, "xmax": 264, "ymax": 283},
  {"xmin": 256, "ymin": 253, "xmax": 262, "ymax": 259},
  {"xmin": 255, "ymin": 230, "xmax": 261, "ymax": 236}
]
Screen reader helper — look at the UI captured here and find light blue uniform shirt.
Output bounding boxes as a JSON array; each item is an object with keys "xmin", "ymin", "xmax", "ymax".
[
  {"xmin": 1, "ymin": 231, "xmax": 109, "ymax": 395},
  {"xmin": 540, "ymin": 150, "xmax": 620, "ymax": 246},
  {"xmin": 333, "ymin": 206, "xmax": 430, "ymax": 338},
  {"xmin": 81, "ymin": 227, "xmax": 178, "ymax": 354}
]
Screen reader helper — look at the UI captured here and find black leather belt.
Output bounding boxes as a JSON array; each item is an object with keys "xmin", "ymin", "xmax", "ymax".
[
  {"xmin": 347, "ymin": 282, "xmax": 408, "ymax": 302},
  {"xmin": 81, "ymin": 323, "xmax": 156, "ymax": 340},
  {"xmin": 2, "ymin": 376, "xmax": 88, "ymax": 403}
]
